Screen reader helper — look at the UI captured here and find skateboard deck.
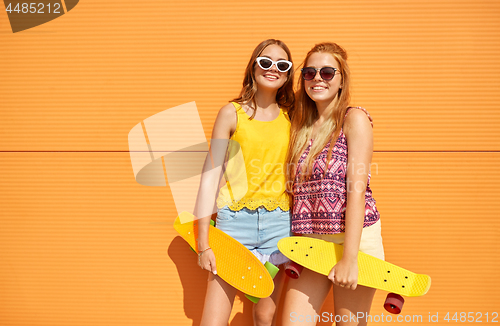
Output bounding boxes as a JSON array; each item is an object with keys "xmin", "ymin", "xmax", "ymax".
[
  {"xmin": 174, "ymin": 211, "xmax": 275, "ymax": 298},
  {"xmin": 278, "ymin": 237, "xmax": 431, "ymax": 297}
]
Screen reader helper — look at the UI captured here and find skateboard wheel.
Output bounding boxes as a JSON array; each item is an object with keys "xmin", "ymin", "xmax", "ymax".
[
  {"xmin": 210, "ymin": 219, "xmax": 215, "ymax": 227},
  {"xmin": 384, "ymin": 293, "xmax": 405, "ymax": 314},
  {"xmin": 285, "ymin": 261, "xmax": 304, "ymax": 279}
]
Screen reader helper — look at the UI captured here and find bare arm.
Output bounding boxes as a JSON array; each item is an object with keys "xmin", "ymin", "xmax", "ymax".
[
  {"xmin": 194, "ymin": 103, "xmax": 236, "ymax": 274},
  {"xmin": 328, "ymin": 108, "xmax": 374, "ymax": 290}
]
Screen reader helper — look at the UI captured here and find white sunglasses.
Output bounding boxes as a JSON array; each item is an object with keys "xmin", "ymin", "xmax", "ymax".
[{"xmin": 256, "ymin": 57, "xmax": 292, "ymax": 72}]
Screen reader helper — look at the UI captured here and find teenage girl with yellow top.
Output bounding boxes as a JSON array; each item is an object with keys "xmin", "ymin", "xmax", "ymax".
[{"xmin": 194, "ymin": 39, "xmax": 294, "ymax": 326}]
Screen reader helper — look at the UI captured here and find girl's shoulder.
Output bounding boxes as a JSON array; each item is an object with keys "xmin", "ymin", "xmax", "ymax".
[
  {"xmin": 342, "ymin": 107, "xmax": 374, "ymax": 140},
  {"xmin": 217, "ymin": 103, "xmax": 237, "ymax": 121},
  {"xmin": 213, "ymin": 102, "xmax": 238, "ymax": 137},
  {"xmin": 220, "ymin": 101, "xmax": 239, "ymax": 113},
  {"xmin": 344, "ymin": 106, "xmax": 374, "ymax": 128}
]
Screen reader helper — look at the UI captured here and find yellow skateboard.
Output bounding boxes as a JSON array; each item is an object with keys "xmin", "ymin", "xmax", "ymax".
[
  {"xmin": 174, "ymin": 212, "xmax": 278, "ymax": 301},
  {"xmin": 278, "ymin": 237, "xmax": 431, "ymax": 314}
]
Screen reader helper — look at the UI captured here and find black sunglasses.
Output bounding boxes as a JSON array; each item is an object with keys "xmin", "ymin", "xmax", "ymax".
[{"xmin": 301, "ymin": 67, "xmax": 338, "ymax": 81}]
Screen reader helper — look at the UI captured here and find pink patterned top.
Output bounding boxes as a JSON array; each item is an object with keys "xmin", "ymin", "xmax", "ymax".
[{"xmin": 291, "ymin": 107, "xmax": 380, "ymax": 234}]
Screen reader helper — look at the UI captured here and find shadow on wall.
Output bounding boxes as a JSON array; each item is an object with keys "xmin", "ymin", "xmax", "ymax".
[
  {"xmin": 168, "ymin": 236, "xmax": 206, "ymax": 326},
  {"xmin": 229, "ymin": 293, "xmax": 254, "ymax": 326},
  {"xmin": 167, "ymin": 236, "xmax": 257, "ymax": 326}
]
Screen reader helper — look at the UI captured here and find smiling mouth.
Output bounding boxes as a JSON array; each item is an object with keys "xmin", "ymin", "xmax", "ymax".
[
  {"xmin": 264, "ymin": 74, "xmax": 279, "ymax": 80},
  {"xmin": 312, "ymin": 86, "xmax": 327, "ymax": 90}
]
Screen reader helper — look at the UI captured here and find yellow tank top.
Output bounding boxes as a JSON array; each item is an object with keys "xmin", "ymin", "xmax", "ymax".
[{"xmin": 216, "ymin": 102, "xmax": 291, "ymax": 211}]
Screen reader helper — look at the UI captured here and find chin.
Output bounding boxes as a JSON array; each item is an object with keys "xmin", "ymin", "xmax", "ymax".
[
  {"xmin": 308, "ymin": 93, "xmax": 328, "ymax": 100},
  {"xmin": 258, "ymin": 80, "xmax": 285, "ymax": 90},
  {"xmin": 310, "ymin": 95, "xmax": 336, "ymax": 104}
]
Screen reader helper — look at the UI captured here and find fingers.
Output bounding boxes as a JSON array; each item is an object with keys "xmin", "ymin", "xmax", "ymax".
[
  {"xmin": 198, "ymin": 251, "xmax": 217, "ymax": 275},
  {"xmin": 333, "ymin": 277, "xmax": 358, "ymax": 290},
  {"xmin": 209, "ymin": 255, "xmax": 217, "ymax": 275},
  {"xmin": 328, "ymin": 265, "xmax": 358, "ymax": 290},
  {"xmin": 200, "ymin": 260, "xmax": 215, "ymax": 274},
  {"xmin": 329, "ymin": 271, "xmax": 357, "ymax": 290},
  {"xmin": 327, "ymin": 269, "xmax": 335, "ymax": 284}
]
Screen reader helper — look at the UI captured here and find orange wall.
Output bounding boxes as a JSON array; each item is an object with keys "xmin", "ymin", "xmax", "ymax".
[{"xmin": 1, "ymin": 1, "xmax": 499, "ymax": 325}]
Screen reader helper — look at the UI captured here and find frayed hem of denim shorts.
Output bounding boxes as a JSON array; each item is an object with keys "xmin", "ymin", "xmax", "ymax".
[{"xmin": 250, "ymin": 249, "xmax": 290, "ymax": 266}]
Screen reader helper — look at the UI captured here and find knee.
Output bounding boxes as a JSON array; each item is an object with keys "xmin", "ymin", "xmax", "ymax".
[{"xmin": 253, "ymin": 304, "xmax": 276, "ymax": 326}]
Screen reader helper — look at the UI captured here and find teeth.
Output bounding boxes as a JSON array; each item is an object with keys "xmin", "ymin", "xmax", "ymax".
[
  {"xmin": 313, "ymin": 86, "xmax": 326, "ymax": 90},
  {"xmin": 265, "ymin": 75, "xmax": 278, "ymax": 80}
]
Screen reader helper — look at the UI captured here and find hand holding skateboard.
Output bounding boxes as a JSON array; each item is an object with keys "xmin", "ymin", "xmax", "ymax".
[
  {"xmin": 278, "ymin": 237, "xmax": 431, "ymax": 314},
  {"xmin": 174, "ymin": 212, "xmax": 279, "ymax": 301}
]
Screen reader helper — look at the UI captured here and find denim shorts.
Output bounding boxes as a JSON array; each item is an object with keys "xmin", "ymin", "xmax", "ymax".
[{"xmin": 216, "ymin": 206, "xmax": 291, "ymax": 265}]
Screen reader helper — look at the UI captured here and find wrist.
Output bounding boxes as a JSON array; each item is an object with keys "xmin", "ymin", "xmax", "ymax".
[
  {"xmin": 341, "ymin": 251, "xmax": 358, "ymax": 263},
  {"xmin": 198, "ymin": 247, "xmax": 212, "ymax": 256},
  {"xmin": 197, "ymin": 247, "xmax": 212, "ymax": 267},
  {"xmin": 197, "ymin": 240, "xmax": 210, "ymax": 250}
]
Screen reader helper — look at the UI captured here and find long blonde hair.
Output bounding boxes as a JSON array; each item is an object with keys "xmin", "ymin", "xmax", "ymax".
[
  {"xmin": 286, "ymin": 42, "xmax": 351, "ymax": 193},
  {"xmin": 231, "ymin": 39, "xmax": 295, "ymax": 119}
]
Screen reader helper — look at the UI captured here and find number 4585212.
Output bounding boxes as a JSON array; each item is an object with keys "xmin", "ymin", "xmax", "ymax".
[{"xmin": 5, "ymin": 3, "xmax": 61, "ymax": 14}]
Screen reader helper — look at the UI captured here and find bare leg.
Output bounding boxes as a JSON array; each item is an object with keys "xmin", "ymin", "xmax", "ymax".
[
  {"xmin": 332, "ymin": 284, "xmax": 376, "ymax": 326},
  {"xmin": 253, "ymin": 268, "xmax": 286, "ymax": 326},
  {"xmin": 200, "ymin": 273, "xmax": 238, "ymax": 326},
  {"xmin": 281, "ymin": 268, "xmax": 332, "ymax": 326}
]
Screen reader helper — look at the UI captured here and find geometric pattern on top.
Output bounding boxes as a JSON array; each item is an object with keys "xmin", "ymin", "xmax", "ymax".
[
  {"xmin": 278, "ymin": 237, "xmax": 431, "ymax": 297},
  {"xmin": 291, "ymin": 107, "xmax": 380, "ymax": 234},
  {"xmin": 174, "ymin": 212, "xmax": 274, "ymax": 298}
]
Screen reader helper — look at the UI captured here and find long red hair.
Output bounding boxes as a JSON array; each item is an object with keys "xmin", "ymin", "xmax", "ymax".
[{"xmin": 286, "ymin": 42, "xmax": 352, "ymax": 195}]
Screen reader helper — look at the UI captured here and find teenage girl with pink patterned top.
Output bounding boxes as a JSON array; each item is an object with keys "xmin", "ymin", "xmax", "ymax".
[{"xmin": 282, "ymin": 42, "xmax": 384, "ymax": 326}]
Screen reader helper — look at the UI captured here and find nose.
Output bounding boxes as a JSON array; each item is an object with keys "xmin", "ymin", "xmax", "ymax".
[{"xmin": 312, "ymin": 69, "xmax": 322, "ymax": 81}]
